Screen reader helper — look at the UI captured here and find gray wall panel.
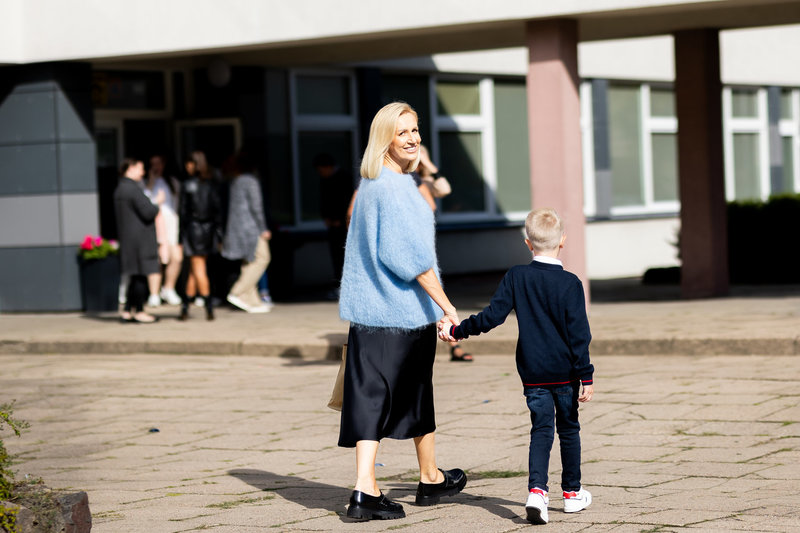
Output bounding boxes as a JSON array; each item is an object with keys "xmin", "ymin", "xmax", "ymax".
[
  {"xmin": 0, "ymin": 195, "xmax": 60, "ymax": 246},
  {"xmin": 0, "ymin": 89, "xmax": 56, "ymax": 144},
  {"xmin": 59, "ymin": 141, "xmax": 96, "ymax": 192},
  {"xmin": 56, "ymin": 91, "xmax": 93, "ymax": 142},
  {"xmin": 61, "ymin": 193, "xmax": 100, "ymax": 244},
  {"xmin": 0, "ymin": 246, "xmax": 81, "ymax": 311},
  {"xmin": 0, "ymin": 143, "xmax": 58, "ymax": 195}
]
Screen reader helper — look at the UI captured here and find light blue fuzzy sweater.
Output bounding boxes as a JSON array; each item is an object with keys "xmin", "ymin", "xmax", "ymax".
[{"xmin": 339, "ymin": 166, "xmax": 443, "ymax": 329}]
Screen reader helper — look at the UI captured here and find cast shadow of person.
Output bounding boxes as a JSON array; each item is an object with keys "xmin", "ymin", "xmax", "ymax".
[{"xmin": 228, "ymin": 468, "xmax": 528, "ymax": 524}]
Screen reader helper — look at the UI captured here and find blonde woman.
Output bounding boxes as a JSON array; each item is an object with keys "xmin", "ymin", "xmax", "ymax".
[{"xmin": 338, "ymin": 102, "xmax": 467, "ymax": 520}]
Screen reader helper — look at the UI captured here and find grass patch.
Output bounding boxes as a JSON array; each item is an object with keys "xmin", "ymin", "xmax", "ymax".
[
  {"xmin": 205, "ymin": 495, "xmax": 274, "ymax": 509},
  {"xmin": 468, "ymin": 470, "xmax": 526, "ymax": 480}
]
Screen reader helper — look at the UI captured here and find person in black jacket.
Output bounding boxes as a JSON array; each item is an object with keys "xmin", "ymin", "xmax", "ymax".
[
  {"xmin": 439, "ymin": 207, "xmax": 594, "ymax": 525},
  {"xmin": 178, "ymin": 151, "xmax": 223, "ymax": 320},
  {"xmin": 114, "ymin": 158, "xmax": 162, "ymax": 323}
]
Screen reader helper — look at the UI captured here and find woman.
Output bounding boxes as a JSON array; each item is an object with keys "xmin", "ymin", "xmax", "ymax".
[
  {"xmin": 221, "ymin": 152, "xmax": 272, "ymax": 313},
  {"xmin": 338, "ymin": 102, "xmax": 466, "ymax": 521},
  {"xmin": 178, "ymin": 150, "xmax": 223, "ymax": 321},
  {"xmin": 144, "ymin": 154, "xmax": 183, "ymax": 306},
  {"xmin": 113, "ymin": 158, "xmax": 162, "ymax": 323}
]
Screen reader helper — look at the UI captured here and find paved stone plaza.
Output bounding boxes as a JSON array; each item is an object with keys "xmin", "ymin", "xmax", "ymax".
[{"xmin": 2, "ymin": 351, "xmax": 799, "ymax": 532}]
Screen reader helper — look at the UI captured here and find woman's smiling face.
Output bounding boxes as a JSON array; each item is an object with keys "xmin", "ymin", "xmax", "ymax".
[{"xmin": 384, "ymin": 112, "xmax": 421, "ymax": 173}]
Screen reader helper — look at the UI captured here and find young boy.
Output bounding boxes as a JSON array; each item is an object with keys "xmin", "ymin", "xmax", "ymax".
[{"xmin": 439, "ymin": 207, "xmax": 594, "ymax": 525}]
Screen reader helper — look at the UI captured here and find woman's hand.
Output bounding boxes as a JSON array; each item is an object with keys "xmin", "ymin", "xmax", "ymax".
[{"xmin": 437, "ymin": 316, "xmax": 456, "ymax": 342}]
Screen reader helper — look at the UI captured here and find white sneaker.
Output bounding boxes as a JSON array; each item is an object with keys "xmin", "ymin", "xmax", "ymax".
[
  {"xmin": 147, "ymin": 294, "xmax": 162, "ymax": 307},
  {"xmin": 226, "ymin": 294, "xmax": 251, "ymax": 312},
  {"xmin": 563, "ymin": 487, "xmax": 592, "ymax": 513},
  {"xmin": 525, "ymin": 488, "xmax": 549, "ymax": 524},
  {"xmin": 160, "ymin": 287, "xmax": 182, "ymax": 306},
  {"xmin": 193, "ymin": 297, "xmax": 205, "ymax": 307},
  {"xmin": 247, "ymin": 304, "xmax": 271, "ymax": 314}
]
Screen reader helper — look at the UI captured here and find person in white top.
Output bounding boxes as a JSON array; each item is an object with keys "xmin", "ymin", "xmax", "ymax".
[{"xmin": 144, "ymin": 155, "xmax": 183, "ymax": 306}]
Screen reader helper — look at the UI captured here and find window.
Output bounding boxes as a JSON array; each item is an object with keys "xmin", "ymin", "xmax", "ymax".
[
  {"xmin": 290, "ymin": 72, "xmax": 358, "ymax": 226},
  {"xmin": 493, "ymin": 80, "xmax": 531, "ymax": 216},
  {"xmin": 779, "ymin": 88, "xmax": 800, "ymax": 194},
  {"xmin": 430, "ymin": 77, "xmax": 498, "ymax": 220},
  {"xmin": 723, "ymin": 87, "xmax": 769, "ymax": 201},
  {"xmin": 604, "ymin": 83, "xmax": 678, "ymax": 215},
  {"xmin": 608, "ymin": 84, "xmax": 643, "ymax": 208}
]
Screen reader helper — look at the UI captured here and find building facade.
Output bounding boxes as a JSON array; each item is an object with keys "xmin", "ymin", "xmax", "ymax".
[{"xmin": 1, "ymin": 1, "xmax": 799, "ymax": 310}]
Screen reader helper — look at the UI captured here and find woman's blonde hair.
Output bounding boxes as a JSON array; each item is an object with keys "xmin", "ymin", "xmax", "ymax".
[{"xmin": 360, "ymin": 102, "xmax": 420, "ymax": 179}]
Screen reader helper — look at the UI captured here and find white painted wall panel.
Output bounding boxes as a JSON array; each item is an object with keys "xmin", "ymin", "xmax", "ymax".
[{"xmin": 585, "ymin": 217, "xmax": 680, "ymax": 279}]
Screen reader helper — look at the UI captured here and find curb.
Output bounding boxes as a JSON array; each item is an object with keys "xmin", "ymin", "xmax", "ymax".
[{"xmin": 2, "ymin": 337, "xmax": 798, "ymax": 356}]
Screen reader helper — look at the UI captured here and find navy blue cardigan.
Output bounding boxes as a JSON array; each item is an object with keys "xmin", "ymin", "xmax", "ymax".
[{"xmin": 452, "ymin": 261, "xmax": 594, "ymax": 388}]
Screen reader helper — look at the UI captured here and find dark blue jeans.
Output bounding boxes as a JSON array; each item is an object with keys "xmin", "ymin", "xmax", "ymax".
[{"xmin": 524, "ymin": 383, "xmax": 581, "ymax": 493}]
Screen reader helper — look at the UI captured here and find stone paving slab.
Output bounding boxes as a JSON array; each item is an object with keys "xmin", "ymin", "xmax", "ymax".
[{"xmin": 1, "ymin": 352, "xmax": 799, "ymax": 532}]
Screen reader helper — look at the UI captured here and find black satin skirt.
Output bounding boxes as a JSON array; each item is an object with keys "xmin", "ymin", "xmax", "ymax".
[{"xmin": 338, "ymin": 323, "xmax": 437, "ymax": 448}]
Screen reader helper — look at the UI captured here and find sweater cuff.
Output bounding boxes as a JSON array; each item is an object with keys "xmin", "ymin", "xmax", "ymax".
[
  {"xmin": 580, "ymin": 378, "xmax": 593, "ymax": 385},
  {"xmin": 450, "ymin": 325, "xmax": 464, "ymax": 340}
]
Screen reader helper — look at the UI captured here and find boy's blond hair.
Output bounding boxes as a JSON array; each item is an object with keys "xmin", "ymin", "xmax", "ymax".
[
  {"xmin": 360, "ymin": 102, "xmax": 421, "ymax": 179},
  {"xmin": 525, "ymin": 208, "xmax": 564, "ymax": 253}
]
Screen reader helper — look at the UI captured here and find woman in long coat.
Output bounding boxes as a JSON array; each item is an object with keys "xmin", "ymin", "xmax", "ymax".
[{"xmin": 114, "ymin": 158, "xmax": 161, "ymax": 323}]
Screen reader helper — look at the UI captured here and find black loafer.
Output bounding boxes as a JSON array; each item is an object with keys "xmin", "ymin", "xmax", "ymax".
[
  {"xmin": 415, "ymin": 468, "xmax": 467, "ymax": 506},
  {"xmin": 346, "ymin": 490, "xmax": 405, "ymax": 520}
]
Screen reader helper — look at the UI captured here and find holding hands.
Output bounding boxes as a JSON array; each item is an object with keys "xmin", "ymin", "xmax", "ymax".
[{"xmin": 437, "ymin": 309, "xmax": 458, "ymax": 342}]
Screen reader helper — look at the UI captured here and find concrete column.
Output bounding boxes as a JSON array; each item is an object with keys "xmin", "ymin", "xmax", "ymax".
[
  {"xmin": 674, "ymin": 29, "xmax": 729, "ymax": 298},
  {"xmin": 525, "ymin": 19, "xmax": 589, "ymax": 301}
]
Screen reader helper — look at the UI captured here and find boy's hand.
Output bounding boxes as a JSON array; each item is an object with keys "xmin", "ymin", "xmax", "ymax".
[
  {"xmin": 437, "ymin": 317, "xmax": 457, "ymax": 342},
  {"xmin": 578, "ymin": 383, "xmax": 593, "ymax": 402}
]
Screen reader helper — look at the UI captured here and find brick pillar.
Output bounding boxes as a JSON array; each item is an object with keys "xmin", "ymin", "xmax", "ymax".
[
  {"xmin": 674, "ymin": 29, "xmax": 729, "ymax": 298},
  {"xmin": 526, "ymin": 19, "xmax": 589, "ymax": 303}
]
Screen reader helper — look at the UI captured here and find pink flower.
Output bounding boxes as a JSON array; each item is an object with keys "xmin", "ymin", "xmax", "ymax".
[
  {"xmin": 94, "ymin": 236, "xmax": 103, "ymax": 247},
  {"xmin": 109, "ymin": 240, "xmax": 119, "ymax": 249},
  {"xmin": 80, "ymin": 235, "xmax": 94, "ymax": 251}
]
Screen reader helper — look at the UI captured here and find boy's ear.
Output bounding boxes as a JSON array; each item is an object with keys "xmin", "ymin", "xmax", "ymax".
[
  {"xmin": 524, "ymin": 238, "xmax": 534, "ymax": 251},
  {"xmin": 559, "ymin": 234, "xmax": 567, "ymax": 248}
]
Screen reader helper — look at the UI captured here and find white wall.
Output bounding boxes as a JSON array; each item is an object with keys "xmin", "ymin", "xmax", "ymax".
[
  {"xmin": 0, "ymin": 0, "xmax": 22, "ymax": 65},
  {"xmin": 585, "ymin": 217, "xmax": 680, "ymax": 279},
  {"xmin": 375, "ymin": 25, "xmax": 800, "ymax": 87}
]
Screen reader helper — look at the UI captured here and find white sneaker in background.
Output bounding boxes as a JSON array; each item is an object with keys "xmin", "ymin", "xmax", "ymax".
[
  {"xmin": 525, "ymin": 488, "xmax": 549, "ymax": 524},
  {"xmin": 563, "ymin": 487, "xmax": 592, "ymax": 513},
  {"xmin": 247, "ymin": 304, "xmax": 271, "ymax": 314},
  {"xmin": 193, "ymin": 297, "xmax": 205, "ymax": 307},
  {"xmin": 226, "ymin": 294, "xmax": 251, "ymax": 312},
  {"xmin": 160, "ymin": 287, "xmax": 182, "ymax": 305},
  {"xmin": 147, "ymin": 294, "xmax": 162, "ymax": 307}
]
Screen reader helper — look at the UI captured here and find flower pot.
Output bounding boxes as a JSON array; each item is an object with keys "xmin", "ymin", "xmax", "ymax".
[{"xmin": 79, "ymin": 255, "xmax": 121, "ymax": 313}]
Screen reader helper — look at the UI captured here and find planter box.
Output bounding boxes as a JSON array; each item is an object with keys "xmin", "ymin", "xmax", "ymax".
[{"xmin": 79, "ymin": 255, "xmax": 121, "ymax": 313}]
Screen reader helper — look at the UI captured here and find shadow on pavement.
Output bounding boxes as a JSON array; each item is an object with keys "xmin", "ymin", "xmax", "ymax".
[{"xmin": 229, "ymin": 468, "xmax": 529, "ymax": 524}]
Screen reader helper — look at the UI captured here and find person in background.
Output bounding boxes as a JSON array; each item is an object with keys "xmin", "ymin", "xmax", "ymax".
[
  {"xmin": 178, "ymin": 150, "xmax": 223, "ymax": 321},
  {"xmin": 313, "ymin": 153, "xmax": 354, "ymax": 300},
  {"xmin": 413, "ymin": 145, "xmax": 473, "ymax": 363},
  {"xmin": 144, "ymin": 154, "xmax": 183, "ymax": 306},
  {"xmin": 221, "ymin": 152, "xmax": 272, "ymax": 313},
  {"xmin": 114, "ymin": 158, "xmax": 162, "ymax": 323},
  {"xmin": 338, "ymin": 102, "xmax": 466, "ymax": 521}
]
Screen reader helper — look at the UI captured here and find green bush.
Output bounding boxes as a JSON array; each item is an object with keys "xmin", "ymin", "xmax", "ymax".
[{"xmin": 728, "ymin": 193, "xmax": 800, "ymax": 283}]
